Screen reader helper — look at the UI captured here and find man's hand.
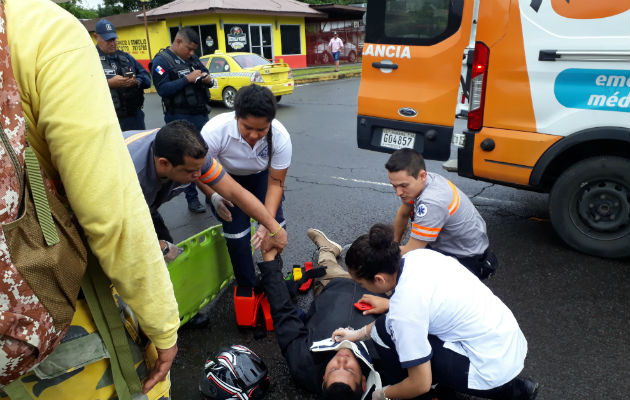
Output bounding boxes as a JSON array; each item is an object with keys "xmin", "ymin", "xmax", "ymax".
[
  {"xmin": 261, "ymin": 227, "xmax": 287, "ymax": 254},
  {"xmin": 108, "ymin": 75, "xmax": 136, "ymax": 88},
  {"xmin": 186, "ymin": 69, "xmax": 204, "ymax": 83},
  {"xmin": 201, "ymin": 74, "xmax": 214, "ymax": 85},
  {"xmin": 142, "ymin": 344, "xmax": 178, "ymax": 394},
  {"xmin": 251, "ymin": 224, "xmax": 267, "ymax": 250},
  {"xmin": 162, "ymin": 241, "xmax": 181, "ymax": 262},
  {"xmin": 210, "ymin": 193, "xmax": 233, "ymax": 221},
  {"xmin": 358, "ymin": 294, "xmax": 389, "ymax": 315}
]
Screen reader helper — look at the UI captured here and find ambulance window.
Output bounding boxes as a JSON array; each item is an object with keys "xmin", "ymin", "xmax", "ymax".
[{"xmin": 366, "ymin": 0, "xmax": 464, "ymax": 46}]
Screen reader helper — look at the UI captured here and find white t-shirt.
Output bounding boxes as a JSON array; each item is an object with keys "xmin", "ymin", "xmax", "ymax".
[
  {"xmin": 201, "ymin": 111, "xmax": 292, "ymax": 176},
  {"xmin": 382, "ymin": 249, "xmax": 527, "ymax": 390}
]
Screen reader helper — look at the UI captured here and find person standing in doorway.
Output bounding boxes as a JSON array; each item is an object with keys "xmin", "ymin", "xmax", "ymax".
[
  {"xmin": 151, "ymin": 27, "xmax": 214, "ymax": 214},
  {"xmin": 94, "ymin": 19, "xmax": 151, "ymax": 131},
  {"xmin": 328, "ymin": 31, "xmax": 344, "ymax": 72}
]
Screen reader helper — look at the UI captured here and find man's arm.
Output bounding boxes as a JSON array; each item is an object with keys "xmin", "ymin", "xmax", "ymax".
[
  {"xmin": 151, "ymin": 56, "xmax": 189, "ymax": 98},
  {"xmin": 382, "ymin": 362, "xmax": 433, "ymax": 399},
  {"xmin": 393, "ymin": 203, "xmax": 412, "ymax": 243},
  {"xmin": 17, "ymin": 3, "xmax": 179, "ymax": 392},
  {"xmin": 400, "ymin": 237, "xmax": 428, "ymax": 256},
  {"xmin": 131, "ymin": 55, "xmax": 152, "ymax": 89}
]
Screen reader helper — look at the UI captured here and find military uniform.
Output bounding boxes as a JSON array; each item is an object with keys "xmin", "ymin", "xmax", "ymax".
[{"xmin": 97, "ymin": 47, "xmax": 150, "ymax": 131}]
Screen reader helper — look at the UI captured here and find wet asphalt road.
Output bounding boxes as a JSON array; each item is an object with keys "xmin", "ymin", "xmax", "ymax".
[{"xmin": 143, "ymin": 79, "xmax": 629, "ymax": 400}]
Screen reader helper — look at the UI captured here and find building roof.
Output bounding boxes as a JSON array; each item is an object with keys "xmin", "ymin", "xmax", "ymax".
[
  {"xmin": 144, "ymin": 0, "xmax": 325, "ymax": 19},
  {"xmin": 309, "ymin": 3, "xmax": 366, "ymax": 19},
  {"xmin": 82, "ymin": 11, "xmax": 146, "ymax": 33}
]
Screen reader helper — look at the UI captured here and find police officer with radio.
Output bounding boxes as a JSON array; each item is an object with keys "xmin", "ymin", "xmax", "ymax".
[
  {"xmin": 151, "ymin": 27, "xmax": 214, "ymax": 213},
  {"xmin": 95, "ymin": 19, "xmax": 150, "ymax": 131}
]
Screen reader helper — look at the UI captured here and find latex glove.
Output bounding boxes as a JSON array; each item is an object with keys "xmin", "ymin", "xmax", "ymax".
[
  {"xmin": 331, "ymin": 326, "xmax": 369, "ymax": 343},
  {"xmin": 372, "ymin": 385, "xmax": 391, "ymax": 400},
  {"xmin": 251, "ymin": 224, "xmax": 267, "ymax": 250},
  {"xmin": 210, "ymin": 193, "xmax": 233, "ymax": 221},
  {"xmin": 163, "ymin": 241, "xmax": 182, "ymax": 262}
]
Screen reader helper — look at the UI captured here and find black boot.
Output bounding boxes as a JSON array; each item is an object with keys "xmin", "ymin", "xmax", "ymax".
[{"xmin": 511, "ymin": 377, "xmax": 539, "ymax": 400}]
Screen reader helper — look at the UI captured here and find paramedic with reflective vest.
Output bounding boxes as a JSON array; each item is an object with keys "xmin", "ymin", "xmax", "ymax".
[
  {"xmin": 151, "ymin": 27, "xmax": 214, "ymax": 214},
  {"xmin": 124, "ymin": 120, "xmax": 288, "ymax": 264},
  {"xmin": 200, "ymin": 85, "xmax": 291, "ymax": 293},
  {"xmin": 386, "ymin": 149, "xmax": 498, "ymax": 280},
  {"xmin": 94, "ymin": 19, "xmax": 150, "ymax": 131}
]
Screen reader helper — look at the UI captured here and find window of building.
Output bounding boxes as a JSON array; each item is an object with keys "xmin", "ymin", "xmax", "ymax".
[
  {"xmin": 169, "ymin": 24, "xmax": 218, "ymax": 57},
  {"xmin": 280, "ymin": 25, "xmax": 301, "ymax": 55}
]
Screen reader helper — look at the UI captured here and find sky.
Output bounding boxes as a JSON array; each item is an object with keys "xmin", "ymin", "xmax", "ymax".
[{"xmin": 81, "ymin": 0, "xmax": 104, "ymax": 9}]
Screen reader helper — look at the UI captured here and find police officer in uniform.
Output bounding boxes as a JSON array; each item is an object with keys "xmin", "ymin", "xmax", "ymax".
[
  {"xmin": 94, "ymin": 19, "xmax": 150, "ymax": 131},
  {"xmin": 151, "ymin": 27, "xmax": 214, "ymax": 213}
]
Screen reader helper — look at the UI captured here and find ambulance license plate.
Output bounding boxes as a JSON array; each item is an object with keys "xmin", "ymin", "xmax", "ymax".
[
  {"xmin": 381, "ymin": 129, "xmax": 415, "ymax": 150},
  {"xmin": 452, "ymin": 132, "xmax": 465, "ymax": 147}
]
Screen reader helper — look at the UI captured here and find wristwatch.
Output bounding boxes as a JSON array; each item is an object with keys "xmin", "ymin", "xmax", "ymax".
[{"xmin": 161, "ymin": 242, "xmax": 169, "ymax": 256}]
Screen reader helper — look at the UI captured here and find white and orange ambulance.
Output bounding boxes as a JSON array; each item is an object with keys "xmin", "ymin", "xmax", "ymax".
[{"xmin": 357, "ymin": 0, "xmax": 630, "ymax": 258}]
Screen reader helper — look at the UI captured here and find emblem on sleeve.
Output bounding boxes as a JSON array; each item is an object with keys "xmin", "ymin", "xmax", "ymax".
[{"xmin": 416, "ymin": 203, "xmax": 428, "ymax": 218}]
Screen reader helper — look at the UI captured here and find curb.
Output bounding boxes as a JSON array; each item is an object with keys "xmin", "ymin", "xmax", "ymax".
[{"xmin": 294, "ymin": 71, "xmax": 361, "ymax": 84}]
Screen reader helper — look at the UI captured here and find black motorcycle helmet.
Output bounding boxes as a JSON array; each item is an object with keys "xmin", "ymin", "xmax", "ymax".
[{"xmin": 199, "ymin": 344, "xmax": 270, "ymax": 399}]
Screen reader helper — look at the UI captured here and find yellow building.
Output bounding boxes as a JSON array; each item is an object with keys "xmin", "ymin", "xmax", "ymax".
[{"xmin": 82, "ymin": 0, "xmax": 324, "ymax": 71}]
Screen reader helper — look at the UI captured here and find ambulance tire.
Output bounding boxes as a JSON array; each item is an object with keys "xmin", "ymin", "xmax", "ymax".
[
  {"xmin": 222, "ymin": 86, "xmax": 237, "ymax": 109},
  {"xmin": 549, "ymin": 156, "xmax": 630, "ymax": 258}
]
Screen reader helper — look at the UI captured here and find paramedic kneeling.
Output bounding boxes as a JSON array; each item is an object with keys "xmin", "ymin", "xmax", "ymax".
[
  {"xmin": 333, "ymin": 224, "xmax": 538, "ymax": 400},
  {"xmin": 124, "ymin": 120, "xmax": 287, "ymax": 262},
  {"xmin": 386, "ymin": 148, "xmax": 497, "ymax": 279}
]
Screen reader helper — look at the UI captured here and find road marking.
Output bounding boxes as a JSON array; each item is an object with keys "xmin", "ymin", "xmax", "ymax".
[{"xmin": 331, "ymin": 176, "xmax": 391, "ymax": 187}]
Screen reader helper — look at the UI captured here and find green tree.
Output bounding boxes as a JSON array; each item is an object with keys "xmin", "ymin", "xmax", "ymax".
[
  {"xmin": 102, "ymin": 0, "xmax": 173, "ymax": 12},
  {"xmin": 58, "ymin": 0, "xmax": 98, "ymax": 19}
]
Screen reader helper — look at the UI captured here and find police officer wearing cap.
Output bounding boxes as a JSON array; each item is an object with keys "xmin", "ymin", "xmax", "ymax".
[
  {"xmin": 150, "ymin": 27, "xmax": 214, "ymax": 213},
  {"xmin": 94, "ymin": 19, "xmax": 151, "ymax": 131}
]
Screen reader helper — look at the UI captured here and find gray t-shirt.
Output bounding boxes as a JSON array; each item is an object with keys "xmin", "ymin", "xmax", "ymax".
[{"xmin": 409, "ymin": 172, "xmax": 488, "ymax": 257}]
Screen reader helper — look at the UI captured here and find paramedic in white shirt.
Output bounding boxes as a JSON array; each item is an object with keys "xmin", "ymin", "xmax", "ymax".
[
  {"xmin": 200, "ymin": 84, "xmax": 291, "ymax": 293},
  {"xmin": 332, "ymin": 224, "xmax": 539, "ymax": 400}
]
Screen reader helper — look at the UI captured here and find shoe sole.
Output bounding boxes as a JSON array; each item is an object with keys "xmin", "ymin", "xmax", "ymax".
[{"xmin": 308, "ymin": 229, "xmax": 343, "ymax": 254}]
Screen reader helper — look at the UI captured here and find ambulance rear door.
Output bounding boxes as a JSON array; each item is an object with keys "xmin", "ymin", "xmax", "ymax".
[{"xmin": 357, "ymin": 0, "xmax": 475, "ymax": 161}]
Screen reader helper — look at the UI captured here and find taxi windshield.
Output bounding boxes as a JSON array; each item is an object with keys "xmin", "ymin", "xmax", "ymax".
[{"xmin": 232, "ymin": 54, "xmax": 270, "ymax": 69}]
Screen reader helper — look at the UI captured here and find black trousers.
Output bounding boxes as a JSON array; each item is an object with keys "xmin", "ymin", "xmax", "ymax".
[{"xmin": 373, "ymin": 315, "xmax": 522, "ymax": 400}]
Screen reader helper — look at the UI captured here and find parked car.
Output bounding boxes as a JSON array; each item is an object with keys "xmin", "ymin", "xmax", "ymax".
[
  {"xmin": 200, "ymin": 51, "xmax": 294, "ymax": 108},
  {"xmin": 314, "ymin": 39, "xmax": 358, "ymax": 64}
]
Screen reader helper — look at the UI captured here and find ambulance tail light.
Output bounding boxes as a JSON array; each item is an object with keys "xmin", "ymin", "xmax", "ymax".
[
  {"xmin": 467, "ymin": 42, "xmax": 489, "ymax": 132},
  {"xmin": 251, "ymin": 71, "xmax": 264, "ymax": 83}
]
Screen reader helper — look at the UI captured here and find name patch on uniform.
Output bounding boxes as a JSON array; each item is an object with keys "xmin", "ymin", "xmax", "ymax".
[
  {"xmin": 155, "ymin": 65, "xmax": 165, "ymax": 75},
  {"xmin": 416, "ymin": 203, "xmax": 428, "ymax": 218}
]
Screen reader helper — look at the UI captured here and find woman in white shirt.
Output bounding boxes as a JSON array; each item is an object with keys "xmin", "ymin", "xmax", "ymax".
[
  {"xmin": 333, "ymin": 224, "xmax": 538, "ymax": 400},
  {"xmin": 200, "ymin": 85, "xmax": 292, "ymax": 294}
]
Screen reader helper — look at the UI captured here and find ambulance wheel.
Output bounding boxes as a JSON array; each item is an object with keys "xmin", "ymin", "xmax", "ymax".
[
  {"xmin": 222, "ymin": 86, "xmax": 237, "ymax": 109},
  {"xmin": 275, "ymin": 96, "xmax": 282, "ymax": 103},
  {"xmin": 549, "ymin": 156, "xmax": 630, "ymax": 258}
]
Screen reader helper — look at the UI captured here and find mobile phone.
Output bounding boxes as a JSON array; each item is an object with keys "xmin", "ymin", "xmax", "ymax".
[
  {"xmin": 124, "ymin": 71, "xmax": 134, "ymax": 78},
  {"xmin": 353, "ymin": 301, "xmax": 373, "ymax": 311}
]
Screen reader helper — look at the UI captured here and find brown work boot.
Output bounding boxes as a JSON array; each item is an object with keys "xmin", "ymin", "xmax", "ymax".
[{"xmin": 307, "ymin": 229, "xmax": 343, "ymax": 258}]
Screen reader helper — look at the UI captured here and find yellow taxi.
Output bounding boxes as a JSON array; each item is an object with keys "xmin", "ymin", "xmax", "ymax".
[{"xmin": 200, "ymin": 51, "xmax": 294, "ymax": 108}]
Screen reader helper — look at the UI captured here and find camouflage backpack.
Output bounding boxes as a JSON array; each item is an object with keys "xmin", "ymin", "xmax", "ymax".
[{"xmin": 0, "ymin": 2, "xmax": 87, "ymax": 387}]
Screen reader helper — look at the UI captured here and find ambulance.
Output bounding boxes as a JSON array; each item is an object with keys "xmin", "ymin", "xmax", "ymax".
[{"xmin": 357, "ymin": 0, "xmax": 630, "ymax": 258}]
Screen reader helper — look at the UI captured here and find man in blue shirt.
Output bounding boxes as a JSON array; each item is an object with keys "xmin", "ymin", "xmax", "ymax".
[
  {"xmin": 95, "ymin": 19, "xmax": 151, "ymax": 131},
  {"xmin": 151, "ymin": 27, "xmax": 214, "ymax": 213}
]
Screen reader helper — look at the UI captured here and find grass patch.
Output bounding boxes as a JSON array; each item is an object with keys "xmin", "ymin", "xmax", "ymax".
[{"xmin": 292, "ymin": 64, "xmax": 362, "ymax": 78}]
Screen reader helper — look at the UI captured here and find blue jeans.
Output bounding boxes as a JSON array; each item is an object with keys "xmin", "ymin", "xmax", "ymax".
[
  {"xmin": 208, "ymin": 170, "xmax": 285, "ymax": 288},
  {"xmin": 118, "ymin": 110, "xmax": 145, "ymax": 131}
]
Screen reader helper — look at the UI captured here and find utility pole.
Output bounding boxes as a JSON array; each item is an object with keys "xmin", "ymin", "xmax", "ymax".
[{"xmin": 140, "ymin": 0, "xmax": 152, "ymax": 60}]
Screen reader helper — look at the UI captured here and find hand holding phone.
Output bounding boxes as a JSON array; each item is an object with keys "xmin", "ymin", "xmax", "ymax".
[{"xmin": 124, "ymin": 71, "xmax": 134, "ymax": 78}]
